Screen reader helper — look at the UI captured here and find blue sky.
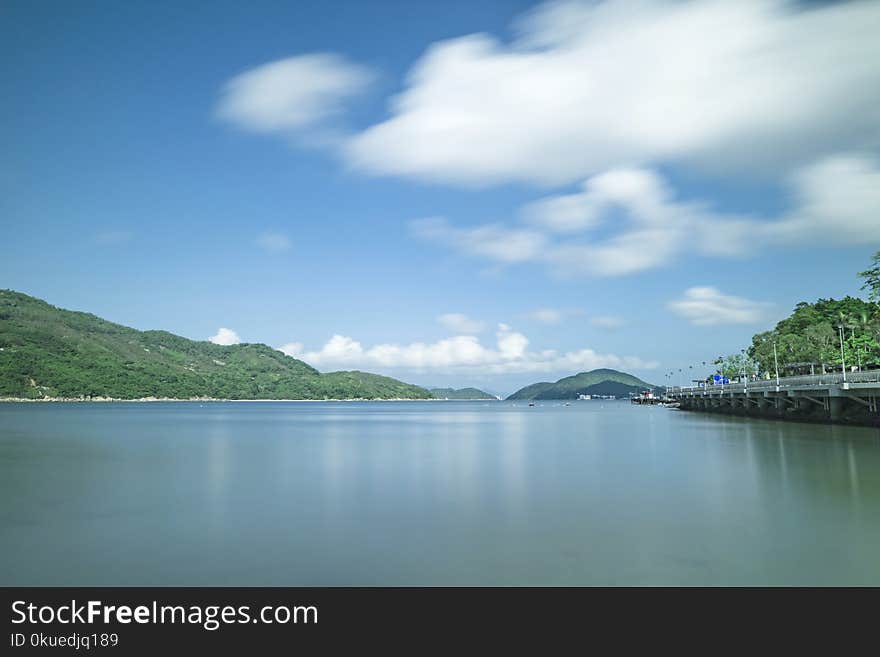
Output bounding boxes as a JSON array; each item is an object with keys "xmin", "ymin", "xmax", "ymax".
[{"xmin": 3, "ymin": 0, "xmax": 879, "ymax": 395}]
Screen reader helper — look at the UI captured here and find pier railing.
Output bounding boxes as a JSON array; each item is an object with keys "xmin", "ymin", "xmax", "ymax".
[{"xmin": 669, "ymin": 369, "xmax": 880, "ymax": 394}]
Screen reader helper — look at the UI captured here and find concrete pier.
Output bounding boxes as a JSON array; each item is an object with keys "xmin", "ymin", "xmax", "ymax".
[{"xmin": 668, "ymin": 371, "xmax": 880, "ymax": 427}]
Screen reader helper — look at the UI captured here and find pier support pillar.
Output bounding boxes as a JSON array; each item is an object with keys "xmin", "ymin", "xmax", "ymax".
[{"xmin": 829, "ymin": 397, "xmax": 843, "ymax": 421}]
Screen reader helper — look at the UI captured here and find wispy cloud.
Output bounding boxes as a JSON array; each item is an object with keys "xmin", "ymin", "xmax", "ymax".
[
  {"xmin": 411, "ymin": 217, "xmax": 548, "ymax": 264},
  {"xmin": 523, "ymin": 308, "xmax": 623, "ymax": 328},
  {"xmin": 344, "ymin": 0, "xmax": 880, "ymax": 186},
  {"xmin": 255, "ymin": 232, "xmax": 291, "ymax": 253},
  {"xmin": 215, "ymin": 2, "xmax": 880, "ymax": 281},
  {"xmin": 526, "ymin": 308, "xmax": 565, "ymax": 324},
  {"xmin": 762, "ymin": 154, "xmax": 880, "ymax": 245},
  {"xmin": 216, "ymin": 54, "xmax": 373, "ymax": 138},
  {"xmin": 279, "ymin": 323, "xmax": 656, "ymax": 374},
  {"xmin": 209, "ymin": 327, "xmax": 241, "ymax": 345},
  {"xmin": 412, "ymin": 154, "xmax": 880, "ymax": 277},
  {"xmin": 437, "ymin": 313, "xmax": 486, "ymax": 334},
  {"xmin": 591, "ymin": 315, "xmax": 625, "ymax": 330},
  {"xmin": 667, "ymin": 287, "xmax": 773, "ymax": 326}
]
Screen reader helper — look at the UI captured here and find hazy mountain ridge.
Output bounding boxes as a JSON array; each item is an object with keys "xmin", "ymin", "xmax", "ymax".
[
  {"xmin": 428, "ymin": 387, "xmax": 497, "ymax": 400},
  {"xmin": 0, "ymin": 290, "xmax": 431, "ymax": 400},
  {"xmin": 507, "ymin": 369, "xmax": 656, "ymax": 400}
]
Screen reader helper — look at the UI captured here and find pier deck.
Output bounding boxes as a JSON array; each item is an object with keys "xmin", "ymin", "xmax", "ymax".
[{"xmin": 668, "ymin": 371, "xmax": 880, "ymax": 425}]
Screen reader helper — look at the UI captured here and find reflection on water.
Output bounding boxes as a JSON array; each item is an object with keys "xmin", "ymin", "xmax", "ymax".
[
  {"xmin": 1, "ymin": 401, "xmax": 879, "ymax": 585},
  {"xmin": 848, "ymin": 444, "xmax": 860, "ymax": 502}
]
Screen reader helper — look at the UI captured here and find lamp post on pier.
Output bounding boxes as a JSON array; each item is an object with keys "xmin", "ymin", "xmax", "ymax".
[
  {"xmin": 838, "ymin": 323, "xmax": 847, "ymax": 383},
  {"xmin": 773, "ymin": 341, "xmax": 780, "ymax": 386}
]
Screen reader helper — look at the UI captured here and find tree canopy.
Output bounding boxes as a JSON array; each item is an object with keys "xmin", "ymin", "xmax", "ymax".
[
  {"xmin": 746, "ymin": 296, "xmax": 879, "ymax": 375},
  {"xmin": 710, "ymin": 254, "xmax": 880, "ymax": 379},
  {"xmin": 858, "ymin": 250, "xmax": 880, "ymax": 302}
]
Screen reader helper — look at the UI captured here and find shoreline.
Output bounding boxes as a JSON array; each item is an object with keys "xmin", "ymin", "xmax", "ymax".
[{"xmin": 0, "ymin": 397, "xmax": 494, "ymax": 403}]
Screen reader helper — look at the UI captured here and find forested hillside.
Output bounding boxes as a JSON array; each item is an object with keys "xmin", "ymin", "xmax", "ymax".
[
  {"xmin": 507, "ymin": 369, "xmax": 655, "ymax": 400},
  {"xmin": 0, "ymin": 290, "xmax": 431, "ymax": 400}
]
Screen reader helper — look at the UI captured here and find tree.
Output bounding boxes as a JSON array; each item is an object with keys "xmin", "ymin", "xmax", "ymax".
[
  {"xmin": 858, "ymin": 251, "xmax": 880, "ymax": 302},
  {"xmin": 732, "ymin": 255, "xmax": 880, "ymax": 379},
  {"xmin": 714, "ymin": 353, "xmax": 759, "ymax": 379}
]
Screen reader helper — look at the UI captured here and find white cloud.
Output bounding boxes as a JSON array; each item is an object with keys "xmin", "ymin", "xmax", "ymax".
[
  {"xmin": 522, "ymin": 309, "xmax": 624, "ymax": 328},
  {"xmin": 278, "ymin": 341, "xmax": 303, "ymax": 357},
  {"xmin": 345, "ymin": 0, "xmax": 880, "ymax": 186},
  {"xmin": 526, "ymin": 308, "xmax": 564, "ymax": 324},
  {"xmin": 496, "ymin": 323, "xmax": 528, "ymax": 360},
  {"xmin": 278, "ymin": 323, "xmax": 656, "ymax": 374},
  {"xmin": 411, "ymin": 217, "xmax": 549, "ymax": 264},
  {"xmin": 214, "ymin": 2, "xmax": 880, "ymax": 282},
  {"xmin": 523, "ymin": 168, "xmax": 673, "ymax": 233},
  {"xmin": 209, "ymin": 327, "xmax": 242, "ymax": 345},
  {"xmin": 591, "ymin": 315, "xmax": 625, "ymax": 330},
  {"xmin": 764, "ymin": 154, "xmax": 880, "ymax": 245},
  {"xmin": 534, "ymin": 165, "xmax": 757, "ymax": 275},
  {"xmin": 411, "ymin": 164, "xmax": 753, "ymax": 276},
  {"xmin": 414, "ymin": 154, "xmax": 880, "ymax": 277},
  {"xmin": 437, "ymin": 313, "xmax": 486, "ymax": 334},
  {"xmin": 216, "ymin": 54, "xmax": 373, "ymax": 135},
  {"xmin": 548, "ymin": 226, "xmax": 689, "ymax": 276},
  {"xmin": 525, "ymin": 308, "xmax": 587, "ymax": 324},
  {"xmin": 521, "ymin": 191, "xmax": 604, "ymax": 234},
  {"xmin": 255, "ymin": 232, "xmax": 291, "ymax": 253},
  {"xmin": 667, "ymin": 287, "xmax": 773, "ymax": 326}
]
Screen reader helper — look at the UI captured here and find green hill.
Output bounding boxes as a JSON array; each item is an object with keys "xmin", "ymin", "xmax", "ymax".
[
  {"xmin": 506, "ymin": 369, "xmax": 656, "ymax": 400},
  {"xmin": 428, "ymin": 387, "xmax": 497, "ymax": 400},
  {"xmin": 0, "ymin": 289, "xmax": 431, "ymax": 400}
]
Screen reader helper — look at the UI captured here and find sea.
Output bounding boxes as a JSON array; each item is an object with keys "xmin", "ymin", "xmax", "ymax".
[{"xmin": 1, "ymin": 400, "xmax": 878, "ymax": 585}]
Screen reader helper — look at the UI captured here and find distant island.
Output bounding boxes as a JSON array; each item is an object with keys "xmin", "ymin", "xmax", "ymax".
[
  {"xmin": 0, "ymin": 290, "xmax": 432, "ymax": 401},
  {"xmin": 429, "ymin": 387, "xmax": 498, "ymax": 400},
  {"xmin": 507, "ymin": 369, "xmax": 656, "ymax": 400}
]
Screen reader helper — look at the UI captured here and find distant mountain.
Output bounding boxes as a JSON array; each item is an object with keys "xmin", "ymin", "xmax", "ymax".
[
  {"xmin": 0, "ymin": 290, "xmax": 431, "ymax": 400},
  {"xmin": 429, "ymin": 387, "xmax": 498, "ymax": 400},
  {"xmin": 506, "ymin": 369, "xmax": 656, "ymax": 400}
]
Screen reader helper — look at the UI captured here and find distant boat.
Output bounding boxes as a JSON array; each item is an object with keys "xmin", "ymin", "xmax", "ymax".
[{"xmin": 529, "ymin": 402, "xmax": 536, "ymax": 407}]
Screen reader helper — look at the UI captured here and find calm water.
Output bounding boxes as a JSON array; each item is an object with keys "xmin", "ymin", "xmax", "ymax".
[{"xmin": 1, "ymin": 401, "xmax": 879, "ymax": 586}]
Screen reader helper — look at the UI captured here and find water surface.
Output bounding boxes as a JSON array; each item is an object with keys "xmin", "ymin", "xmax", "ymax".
[{"xmin": 1, "ymin": 401, "xmax": 878, "ymax": 585}]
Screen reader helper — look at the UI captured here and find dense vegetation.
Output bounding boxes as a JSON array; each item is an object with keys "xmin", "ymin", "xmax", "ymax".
[
  {"xmin": 506, "ymin": 369, "xmax": 655, "ymax": 400},
  {"xmin": 0, "ymin": 290, "xmax": 431, "ymax": 400},
  {"xmin": 747, "ymin": 297, "xmax": 879, "ymax": 374},
  {"xmin": 714, "ymin": 253, "xmax": 880, "ymax": 378},
  {"xmin": 428, "ymin": 387, "xmax": 497, "ymax": 400}
]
